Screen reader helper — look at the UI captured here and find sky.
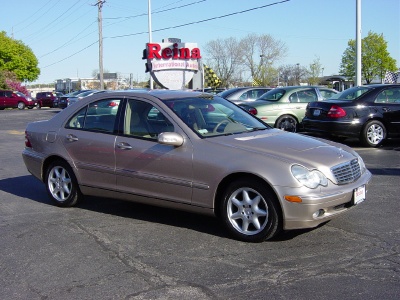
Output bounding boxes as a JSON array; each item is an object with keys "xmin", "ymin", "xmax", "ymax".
[{"xmin": 1, "ymin": 0, "xmax": 399, "ymax": 84}]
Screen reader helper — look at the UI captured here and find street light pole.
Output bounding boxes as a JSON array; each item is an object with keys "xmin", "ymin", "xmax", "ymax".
[{"xmin": 356, "ymin": 0, "xmax": 362, "ymax": 86}]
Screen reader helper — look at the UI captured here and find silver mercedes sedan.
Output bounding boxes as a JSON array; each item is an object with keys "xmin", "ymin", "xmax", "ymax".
[{"xmin": 22, "ymin": 90, "xmax": 372, "ymax": 242}]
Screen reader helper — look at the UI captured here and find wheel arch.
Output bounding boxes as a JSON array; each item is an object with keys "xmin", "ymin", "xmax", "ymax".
[
  {"xmin": 361, "ymin": 116, "xmax": 388, "ymax": 131},
  {"xmin": 214, "ymin": 172, "xmax": 283, "ymax": 222},
  {"xmin": 41, "ymin": 155, "xmax": 73, "ymax": 181},
  {"xmin": 274, "ymin": 113, "xmax": 300, "ymax": 127}
]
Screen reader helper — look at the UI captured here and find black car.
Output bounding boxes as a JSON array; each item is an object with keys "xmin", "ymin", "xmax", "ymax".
[
  {"xmin": 217, "ymin": 87, "xmax": 272, "ymax": 104},
  {"xmin": 57, "ymin": 90, "xmax": 93, "ymax": 109},
  {"xmin": 302, "ymin": 84, "xmax": 400, "ymax": 147}
]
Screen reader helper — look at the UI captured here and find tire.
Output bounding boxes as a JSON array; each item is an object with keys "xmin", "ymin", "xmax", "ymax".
[
  {"xmin": 276, "ymin": 115, "xmax": 297, "ymax": 132},
  {"xmin": 37, "ymin": 103, "xmax": 42, "ymax": 109},
  {"xmin": 220, "ymin": 179, "xmax": 281, "ymax": 242},
  {"xmin": 45, "ymin": 160, "xmax": 82, "ymax": 207},
  {"xmin": 17, "ymin": 102, "xmax": 26, "ymax": 110},
  {"xmin": 361, "ymin": 120, "xmax": 386, "ymax": 147}
]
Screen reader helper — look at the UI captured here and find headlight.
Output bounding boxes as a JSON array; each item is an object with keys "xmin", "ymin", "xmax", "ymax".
[{"xmin": 291, "ymin": 165, "xmax": 328, "ymax": 189}]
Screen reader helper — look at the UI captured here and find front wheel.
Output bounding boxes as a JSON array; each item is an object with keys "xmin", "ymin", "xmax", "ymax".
[
  {"xmin": 276, "ymin": 115, "xmax": 297, "ymax": 132},
  {"xmin": 17, "ymin": 102, "xmax": 26, "ymax": 110},
  {"xmin": 45, "ymin": 160, "xmax": 82, "ymax": 207},
  {"xmin": 361, "ymin": 120, "xmax": 386, "ymax": 147},
  {"xmin": 220, "ymin": 179, "xmax": 281, "ymax": 242}
]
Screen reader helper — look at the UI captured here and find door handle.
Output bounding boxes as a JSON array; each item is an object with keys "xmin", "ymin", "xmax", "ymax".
[
  {"xmin": 382, "ymin": 107, "xmax": 390, "ymax": 112},
  {"xmin": 117, "ymin": 142, "xmax": 132, "ymax": 150},
  {"xmin": 66, "ymin": 134, "xmax": 78, "ymax": 141}
]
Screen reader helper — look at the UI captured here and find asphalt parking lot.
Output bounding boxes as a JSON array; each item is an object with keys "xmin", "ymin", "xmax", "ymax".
[{"xmin": 1, "ymin": 108, "xmax": 399, "ymax": 300}]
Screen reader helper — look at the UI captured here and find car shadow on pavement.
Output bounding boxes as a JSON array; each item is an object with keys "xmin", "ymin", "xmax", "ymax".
[
  {"xmin": 0, "ymin": 175, "xmax": 317, "ymax": 242},
  {"xmin": 0, "ymin": 175, "xmax": 49, "ymax": 204}
]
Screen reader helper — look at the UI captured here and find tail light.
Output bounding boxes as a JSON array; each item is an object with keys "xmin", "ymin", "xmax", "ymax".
[
  {"xmin": 108, "ymin": 101, "xmax": 119, "ymax": 107},
  {"xmin": 327, "ymin": 105, "xmax": 346, "ymax": 118},
  {"xmin": 25, "ymin": 131, "xmax": 32, "ymax": 148},
  {"xmin": 248, "ymin": 107, "xmax": 258, "ymax": 115}
]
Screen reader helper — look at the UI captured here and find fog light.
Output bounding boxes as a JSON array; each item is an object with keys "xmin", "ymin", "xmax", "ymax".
[{"xmin": 313, "ymin": 209, "xmax": 325, "ymax": 218}]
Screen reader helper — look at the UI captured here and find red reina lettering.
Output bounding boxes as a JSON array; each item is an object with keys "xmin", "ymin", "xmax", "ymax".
[
  {"xmin": 148, "ymin": 43, "xmax": 161, "ymax": 59},
  {"xmin": 162, "ymin": 47, "xmax": 172, "ymax": 59},
  {"xmin": 147, "ymin": 43, "xmax": 202, "ymax": 60}
]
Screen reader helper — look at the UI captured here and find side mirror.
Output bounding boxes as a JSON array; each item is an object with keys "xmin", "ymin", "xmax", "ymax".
[{"xmin": 158, "ymin": 132, "xmax": 184, "ymax": 147}]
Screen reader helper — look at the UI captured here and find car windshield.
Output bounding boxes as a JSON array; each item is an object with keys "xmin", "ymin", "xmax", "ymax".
[
  {"xmin": 217, "ymin": 88, "xmax": 241, "ymax": 98},
  {"xmin": 14, "ymin": 91, "xmax": 26, "ymax": 98},
  {"xmin": 164, "ymin": 95, "xmax": 269, "ymax": 138},
  {"xmin": 258, "ymin": 89, "xmax": 286, "ymax": 101},
  {"xmin": 329, "ymin": 86, "xmax": 371, "ymax": 101},
  {"xmin": 77, "ymin": 90, "xmax": 96, "ymax": 97},
  {"xmin": 65, "ymin": 91, "xmax": 83, "ymax": 97}
]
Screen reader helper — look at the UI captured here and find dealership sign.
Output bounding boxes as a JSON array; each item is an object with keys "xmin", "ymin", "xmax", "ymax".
[{"xmin": 143, "ymin": 38, "xmax": 201, "ymax": 89}]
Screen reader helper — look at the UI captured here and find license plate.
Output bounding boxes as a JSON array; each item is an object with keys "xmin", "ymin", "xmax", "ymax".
[
  {"xmin": 313, "ymin": 109, "xmax": 321, "ymax": 116},
  {"xmin": 354, "ymin": 185, "xmax": 365, "ymax": 205}
]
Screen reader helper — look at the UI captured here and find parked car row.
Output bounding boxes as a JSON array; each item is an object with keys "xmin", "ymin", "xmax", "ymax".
[
  {"xmin": 56, "ymin": 90, "xmax": 99, "ymax": 108},
  {"xmin": 0, "ymin": 89, "xmax": 104, "ymax": 110},
  {"xmin": 219, "ymin": 84, "xmax": 400, "ymax": 147},
  {"xmin": 0, "ymin": 90, "xmax": 37, "ymax": 110}
]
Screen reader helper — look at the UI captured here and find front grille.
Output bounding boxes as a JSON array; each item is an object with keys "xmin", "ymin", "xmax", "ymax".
[{"xmin": 331, "ymin": 159, "xmax": 361, "ymax": 185}]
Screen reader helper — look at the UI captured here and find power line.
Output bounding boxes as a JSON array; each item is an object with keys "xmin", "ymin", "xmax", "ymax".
[
  {"xmin": 103, "ymin": 0, "xmax": 206, "ymax": 20},
  {"xmin": 41, "ymin": 40, "xmax": 99, "ymax": 68},
  {"xmin": 41, "ymin": 0, "xmax": 290, "ymax": 69},
  {"xmin": 107, "ymin": 0, "xmax": 290, "ymax": 39}
]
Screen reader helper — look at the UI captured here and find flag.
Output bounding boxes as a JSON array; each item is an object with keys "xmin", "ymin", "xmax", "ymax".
[
  {"xmin": 384, "ymin": 71, "xmax": 399, "ymax": 84},
  {"xmin": 252, "ymin": 78, "xmax": 262, "ymax": 86},
  {"xmin": 203, "ymin": 65, "xmax": 222, "ymax": 88}
]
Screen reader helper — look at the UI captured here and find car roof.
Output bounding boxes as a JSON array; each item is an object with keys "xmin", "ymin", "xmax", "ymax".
[{"xmin": 87, "ymin": 89, "xmax": 211, "ymax": 101}]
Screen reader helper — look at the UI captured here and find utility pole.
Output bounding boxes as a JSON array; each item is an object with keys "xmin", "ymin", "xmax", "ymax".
[{"xmin": 94, "ymin": 0, "xmax": 105, "ymax": 90}]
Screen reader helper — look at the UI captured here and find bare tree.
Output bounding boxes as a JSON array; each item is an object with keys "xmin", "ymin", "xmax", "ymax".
[
  {"xmin": 307, "ymin": 57, "xmax": 323, "ymax": 85},
  {"xmin": 278, "ymin": 64, "xmax": 308, "ymax": 86},
  {"xmin": 204, "ymin": 37, "xmax": 244, "ymax": 88},
  {"xmin": 240, "ymin": 34, "xmax": 287, "ymax": 85}
]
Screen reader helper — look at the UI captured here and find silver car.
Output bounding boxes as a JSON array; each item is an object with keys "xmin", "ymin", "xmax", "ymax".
[
  {"xmin": 241, "ymin": 86, "xmax": 338, "ymax": 132},
  {"xmin": 66, "ymin": 90, "xmax": 100, "ymax": 106},
  {"xmin": 22, "ymin": 90, "xmax": 371, "ymax": 242}
]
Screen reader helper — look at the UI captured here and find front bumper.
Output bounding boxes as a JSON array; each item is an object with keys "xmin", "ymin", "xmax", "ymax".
[{"xmin": 277, "ymin": 169, "xmax": 372, "ymax": 230}]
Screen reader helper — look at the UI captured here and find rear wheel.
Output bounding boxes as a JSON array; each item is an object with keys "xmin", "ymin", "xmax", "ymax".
[
  {"xmin": 37, "ymin": 102, "xmax": 42, "ymax": 109},
  {"xmin": 220, "ymin": 179, "xmax": 281, "ymax": 242},
  {"xmin": 45, "ymin": 160, "xmax": 82, "ymax": 207},
  {"xmin": 17, "ymin": 102, "xmax": 25, "ymax": 110},
  {"xmin": 276, "ymin": 115, "xmax": 297, "ymax": 132},
  {"xmin": 361, "ymin": 120, "xmax": 386, "ymax": 147}
]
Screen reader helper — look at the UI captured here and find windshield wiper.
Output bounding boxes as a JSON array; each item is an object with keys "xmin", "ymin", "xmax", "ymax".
[{"xmin": 247, "ymin": 127, "xmax": 268, "ymax": 132}]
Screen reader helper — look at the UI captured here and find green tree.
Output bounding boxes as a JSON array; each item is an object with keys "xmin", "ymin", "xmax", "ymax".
[
  {"xmin": 0, "ymin": 31, "xmax": 40, "ymax": 82},
  {"xmin": 339, "ymin": 31, "xmax": 397, "ymax": 84}
]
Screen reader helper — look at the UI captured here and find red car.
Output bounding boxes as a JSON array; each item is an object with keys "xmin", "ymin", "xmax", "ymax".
[
  {"xmin": 36, "ymin": 92, "xmax": 63, "ymax": 108},
  {"xmin": 0, "ymin": 90, "xmax": 37, "ymax": 110}
]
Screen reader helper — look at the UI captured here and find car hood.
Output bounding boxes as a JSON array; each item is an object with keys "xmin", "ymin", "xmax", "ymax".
[{"xmin": 206, "ymin": 129, "xmax": 356, "ymax": 169}]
